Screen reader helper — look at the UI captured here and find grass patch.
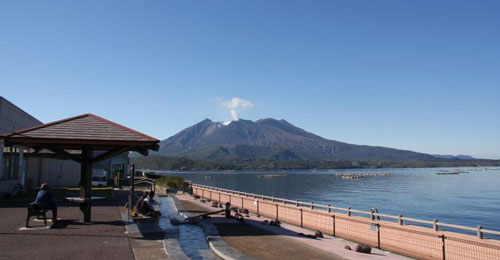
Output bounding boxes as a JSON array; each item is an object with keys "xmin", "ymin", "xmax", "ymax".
[{"xmin": 156, "ymin": 176, "xmax": 184, "ymax": 188}]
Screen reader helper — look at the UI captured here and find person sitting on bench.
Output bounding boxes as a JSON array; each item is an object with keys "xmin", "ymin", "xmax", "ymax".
[
  {"xmin": 34, "ymin": 183, "xmax": 57, "ymax": 222},
  {"xmin": 135, "ymin": 191, "xmax": 149, "ymax": 214},
  {"xmin": 142, "ymin": 191, "xmax": 156, "ymax": 216}
]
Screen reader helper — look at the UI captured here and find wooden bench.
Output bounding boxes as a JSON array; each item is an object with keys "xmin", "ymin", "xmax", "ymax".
[{"xmin": 26, "ymin": 203, "xmax": 48, "ymax": 228}]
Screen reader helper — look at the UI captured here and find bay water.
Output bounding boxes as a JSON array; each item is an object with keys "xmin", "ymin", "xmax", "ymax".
[{"xmin": 154, "ymin": 167, "xmax": 500, "ymax": 234}]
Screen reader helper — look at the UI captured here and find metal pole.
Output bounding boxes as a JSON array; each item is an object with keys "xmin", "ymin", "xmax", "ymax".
[{"xmin": 129, "ymin": 164, "xmax": 135, "ymax": 217}]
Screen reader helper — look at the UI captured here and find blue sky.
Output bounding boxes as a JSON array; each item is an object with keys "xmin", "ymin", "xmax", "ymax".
[{"xmin": 1, "ymin": 1, "xmax": 499, "ymax": 159}]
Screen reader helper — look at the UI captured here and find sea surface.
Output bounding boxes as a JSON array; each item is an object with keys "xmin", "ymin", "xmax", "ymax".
[{"xmin": 153, "ymin": 167, "xmax": 500, "ymax": 235}]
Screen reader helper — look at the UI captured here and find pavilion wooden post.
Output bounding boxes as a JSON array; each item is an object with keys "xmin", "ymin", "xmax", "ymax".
[{"xmin": 80, "ymin": 146, "xmax": 93, "ymax": 222}]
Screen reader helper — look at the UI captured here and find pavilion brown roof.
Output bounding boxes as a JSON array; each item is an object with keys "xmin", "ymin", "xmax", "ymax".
[{"xmin": 1, "ymin": 113, "xmax": 159, "ymax": 151}]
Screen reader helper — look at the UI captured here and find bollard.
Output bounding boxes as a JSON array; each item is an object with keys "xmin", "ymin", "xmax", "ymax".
[{"xmin": 433, "ymin": 219, "xmax": 439, "ymax": 231}]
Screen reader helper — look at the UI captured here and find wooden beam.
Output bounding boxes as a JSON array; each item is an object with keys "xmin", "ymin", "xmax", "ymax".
[
  {"xmin": 91, "ymin": 146, "xmax": 131, "ymax": 164},
  {"xmin": 44, "ymin": 145, "xmax": 82, "ymax": 163},
  {"xmin": 133, "ymin": 146, "xmax": 149, "ymax": 156}
]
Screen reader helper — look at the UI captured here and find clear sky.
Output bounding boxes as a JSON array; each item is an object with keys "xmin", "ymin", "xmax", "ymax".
[{"xmin": 1, "ymin": 1, "xmax": 499, "ymax": 159}]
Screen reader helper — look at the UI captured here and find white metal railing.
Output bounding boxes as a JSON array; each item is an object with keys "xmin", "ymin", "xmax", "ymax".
[{"xmin": 192, "ymin": 183, "xmax": 500, "ymax": 239}]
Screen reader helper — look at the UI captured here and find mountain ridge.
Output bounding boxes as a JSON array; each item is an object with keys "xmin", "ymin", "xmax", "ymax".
[{"xmin": 153, "ymin": 118, "xmax": 437, "ymax": 161}]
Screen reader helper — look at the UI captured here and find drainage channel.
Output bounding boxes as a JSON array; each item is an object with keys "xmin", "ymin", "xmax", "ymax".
[{"xmin": 159, "ymin": 197, "xmax": 217, "ymax": 260}]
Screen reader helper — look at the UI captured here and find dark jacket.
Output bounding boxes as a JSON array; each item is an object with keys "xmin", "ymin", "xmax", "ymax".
[
  {"xmin": 34, "ymin": 190, "xmax": 55, "ymax": 206},
  {"xmin": 136, "ymin": 196, "xmax": 146, "ymax": 212}
]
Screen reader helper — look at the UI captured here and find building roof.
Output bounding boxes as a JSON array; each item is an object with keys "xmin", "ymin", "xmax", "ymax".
[{"xmin": 1, "ymin": 113, "xmax": 159, "ymax": 151}]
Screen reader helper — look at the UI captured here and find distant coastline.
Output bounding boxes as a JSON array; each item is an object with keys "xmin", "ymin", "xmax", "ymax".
[{"xmin": 130, "ymin": 155, "xmax": 500, "ymax": 171}]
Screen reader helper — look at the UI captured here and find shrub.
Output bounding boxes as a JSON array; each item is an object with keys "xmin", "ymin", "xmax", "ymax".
[{"xmin": 156, "ymin": 176, "xmax": 184, "ymax": 188}]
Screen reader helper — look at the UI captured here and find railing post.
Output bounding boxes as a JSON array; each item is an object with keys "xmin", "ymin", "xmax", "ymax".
[
  {"xmin": 332, "ymin": 215, "xmax": 336, "ymax": 236},
  {"xmin": 433, "ymin": 219, "xmax": 439, "ymax": 231},
  {"xmin": 276, "ymin": 204, "xmax": 279, "ymax": 220},
  {"xmin": 441, "ymin": 235, "xmax": 446, "ymax": 260},
  {"xmin": 219, "ymin": 192, "xmax": 221, "ymax": 202},
  {"xmin": 257, "ymin": 199, "xmax": 260, "ymax": 216},
  {"xmin": 241, "ymin": 197, "xmax": 244, "ymax": 209},
  {"xmin": 398, "ymin": 214, "xmax": 403, "ymax": 225},
  {"xmin": 300, "ymin": 208, "xmax": 303, "ymax": 227},
  {"xmin": 376, "ymin": 223, "xmax": 381, "ymax": 249},
  {"xmin": 477, "ymin": 225, "xmax": 483, "ymax": 239},
  {"xmin": 311, "ymin": 202, "xmax": 314, "ymax": 210},
  {"xmin": 327, "ymin": 204, "xmax": 331, "ymax": 213},
  {"xmin": 347, "ymin": 207, "xmax": 351, "ymax": 217}
]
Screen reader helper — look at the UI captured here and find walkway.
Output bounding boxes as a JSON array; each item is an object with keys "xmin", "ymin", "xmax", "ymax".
[{"xmin": 174, "ymin": 193, "xmax": 413, "ymax": 260}]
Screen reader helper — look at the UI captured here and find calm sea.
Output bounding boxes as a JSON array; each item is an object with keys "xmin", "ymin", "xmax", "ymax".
[{"xmin": 153, "ymin": 167, "xmax": 500, "ymax": 233}]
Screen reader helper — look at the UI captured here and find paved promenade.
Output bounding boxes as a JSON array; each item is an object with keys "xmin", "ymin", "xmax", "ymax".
[
  {"xmin": 0, "ymin": 199, "xmax": 135, "ymax": 260},
  {"xmin": 174, "ymin": 193, "xmax": 412, "ymax": 260}
]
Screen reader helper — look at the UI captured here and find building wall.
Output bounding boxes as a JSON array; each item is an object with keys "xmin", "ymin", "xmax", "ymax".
[
  {"xmin": 0, "ymin": 97, "xmax": 42, "ymax": 196},
  {"xmin": 26, "ymin": 157, "xmax": 81, "ymax": 188},
  {"xmin": 0, "ymin": 97, "xmax": 42, "ymax": 134},
  {"xmin": 25, "ymin": 153, "xmax": 129, "ymax": 189}
]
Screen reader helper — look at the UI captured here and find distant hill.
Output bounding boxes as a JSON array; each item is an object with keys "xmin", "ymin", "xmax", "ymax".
[
  {"xmin": 153, "ymin": 118, "xmax": 437, "ymax": 161},
  {"xmin": 432, "ymin": 154, "xmax": 475, "ymax": 160}
]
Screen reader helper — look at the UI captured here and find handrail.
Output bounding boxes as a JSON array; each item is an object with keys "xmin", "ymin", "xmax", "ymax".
[{"xmin": 192, "ymin": 183, "xmax": 499, "ymax": 239}]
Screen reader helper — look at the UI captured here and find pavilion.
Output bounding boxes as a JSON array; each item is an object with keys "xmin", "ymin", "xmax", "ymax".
[{"xmin": 1, "ymin": 113, "xmax": 159, "ymax": 222}]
